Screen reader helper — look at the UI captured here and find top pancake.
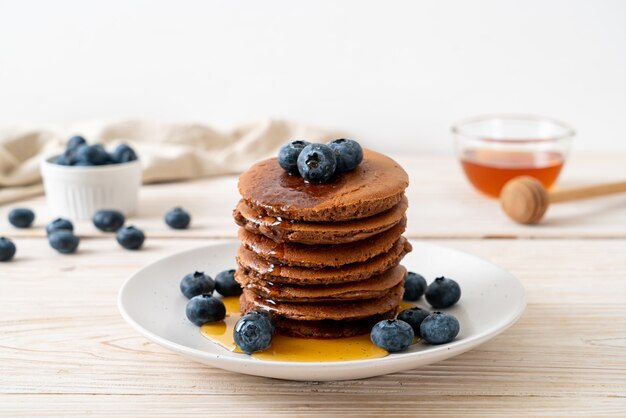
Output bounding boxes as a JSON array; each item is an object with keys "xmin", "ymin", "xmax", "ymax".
[{"xmin": 238, "ymin": 149, "xmax": 409, "ymax": 222}]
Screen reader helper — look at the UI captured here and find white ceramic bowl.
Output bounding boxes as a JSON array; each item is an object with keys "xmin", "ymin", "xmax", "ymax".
[{"xmin": 40, "ymin": 157, "xmax": 142, "ymax": 220}]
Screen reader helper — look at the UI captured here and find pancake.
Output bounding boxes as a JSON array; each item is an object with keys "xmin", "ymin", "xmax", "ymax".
[
  {"xmin": 236, "ymin": 265, "xmax": 407, "ymax": 302},
  {"xmin": 236, "ymin": 237, "xmax": 412, "ymax": 285},
  {"xmin": 238, "ymin": 219, "xmax": 406, "ymax": 268},
  {"xmin": 238, "ymin": 149, "xmax": 409, "ymax": 222},
  {"xmin": 241, "ymin": 305, "xmax": 397, "ymax": 338},
  {"xmin": 240, "ymin": 282, "xmax": 403, "ymax": 321},
  {"xmin": 233, "ymin": 195, "xmax": 408, "ymax": 245}
]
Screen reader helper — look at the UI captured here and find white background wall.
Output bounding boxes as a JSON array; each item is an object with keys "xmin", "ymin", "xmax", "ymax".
[{"xmin": 0, "ymin": 0, "xmax": 624, "ymax": 153}]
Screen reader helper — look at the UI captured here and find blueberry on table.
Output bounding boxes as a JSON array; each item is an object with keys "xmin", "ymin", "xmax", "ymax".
[
  {"xmin": 0, "ymin": 237, "xmax": 17, "ymax": 262},
  {"xmin": 92, "ymin": 209, "xmax": 125, "ymax": 232},
  {"xmin": 233, "ymin": 312, "xmax": 274, "ymax": 354},
  {"xmin": 420, "ymin": 312, "xmax": 460, "ymax": 345},
  {"xmin": 215, "ymin": 269, "xmax": 242, "ymax": 297},
  {"xmin": 327, "ymin": 138, "xmax": 363, "ymax": 173},
  {"xmin": 164, "ymin": 207, "xmax": 191, "ymax": 230},
  {"xmin": 403, "ymin": 271, "xmax": 427, "ymax": 301},
  {"xmin": 370, "ymin": 319, "xmax": 414, "ymax": 352},
  {"xmin": 111, "ymin": 143, "xmax": 138, "ymax": 164},
  {"xmin": 278, "ymin": 140, "xmax": 311, "ymax": 174},
  {"xmin": 297, "ymin": 143, "xmax": 337, "ymax": 183},
  {"xmin": 46, "ymin": 218, "xmax": 74, "ymax": 236},
  {"xmin": 75, "ymin": 144, "xmax": 110, "ymax": 166},
  {"xmin": 425, "ymin": 276, "xmax": 461, "ymax": 309},
  {"xmin": 397, "ymin": 307, "xmax": 431, "ymax": 337},
  {"xmin": 186, "ymin": 294, "xmax": 226, "ymax": 326},
  {"xmin": 48, "ymin": 230, "xmax": 80, "ymax": 254},
  {"xmin": 66, "ymin": 135, "xmax": 87, "ymax": 151},
  {"xmin": 8, "ymin": 208, "xmax": 35, "ymax": 228},
  {"xmin": 116, "ymin": 226, "xmax": 145, "ymax": 250},
  {"xmin": 180, "ymin": 271, "xmax": 215, "ymax": 299}
]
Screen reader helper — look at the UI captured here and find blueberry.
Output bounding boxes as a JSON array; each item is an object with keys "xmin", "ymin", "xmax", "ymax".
[
  {"xmin": 111, "ymin": 143, "xmax": 138, "ymax": 164},
  {"xmin": 247, "ymin": 309, "xmax": 276, "ymax": 334},
  {"xmin": 397, "ymin": 307, "xmax": 431, "ymax": 337},
  {"xmin": 8, "ymin": 208, "xmax": 35, "ymax": 228},
  {"xmin": 180, "ymin": 271, "xmax": 215, "ymax": 299},
  {"xmin": 370, "ymin": 319, "xmax": 414, "ymax": 352},
  {"xmin": 327, "ymin": 138, "xmax": 363, "ymax": 172},
  {"xmin": 185, "ymin": 294, "xmax": 226, "ymax": 326},
  {"xmin": 54, "ymin": 153, "xmax": 74, "ymax": 166},
  {"xmin": 66, "ymin": 135, "xmax": 87, "ymax": 151},
  {"xmin": 233, "ymin": 312, "xmax": 274, "ymax": 354},
  {"xmin": 164, "ymin": 207, "xmax": 191, "ymax": 229},
  {"xmin": 215, "ymin": 269, "xmax": 242, "ymax": 297},
  {"xmin": 92, "ymin": 209, "xmax": 125, "ymax": 232},
  {"xmin": 403, "ymin": 271, "xmax": 427, "ymax": 301},
  {"xmin": 420, "ymin": 312, "xmax": 460, "ymax": 345},
  {"xmin": 296, "ymin": 143, "xmax": 337, "ymax": 183},
  {"xmin": 75, "ymin": 144, "xmax": 110, "ymax": 166},
  {"xmin": 116, "ymin": 225, "xmax": 145, "ymax": 250},
  {"xmin": 48, "ymin": 230, "xmax": 80, "ymax": 254},
  {"xmin": 74, "ymin": 160, "xmax": 94, "ymax": 166},
  {"xmin": 0, "ymin": 237, "xmax": 16, "ymax": 262},
  {"xmin": 425, "ymin": 276, "xmax": 461, "ymax": 309},
  {"xmin": 278, "ymin": 140, "xmax": 311, "ymax": 174},
  {"xmin": 46, "ymin": 218, "xmax": 74, "ymax": 236}
]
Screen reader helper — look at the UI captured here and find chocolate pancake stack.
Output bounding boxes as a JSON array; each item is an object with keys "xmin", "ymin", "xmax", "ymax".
[{"xmin": 233, "ymin": 149, "xmax": 411, "ymax": 338}]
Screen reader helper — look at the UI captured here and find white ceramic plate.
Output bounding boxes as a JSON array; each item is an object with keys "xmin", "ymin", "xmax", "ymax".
[{"xmin": 118, "ymin": 240, "xmax": 526, "ymax": 381}]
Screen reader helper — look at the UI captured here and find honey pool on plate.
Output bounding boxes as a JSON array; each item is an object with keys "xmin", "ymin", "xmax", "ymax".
[
  {"xmin": 201, "ymin": 297, "xmax": 419, "ymax": 362},
  {"xmin": 461, "ymin": 149, "xmax": 564, "ymax": 197}
]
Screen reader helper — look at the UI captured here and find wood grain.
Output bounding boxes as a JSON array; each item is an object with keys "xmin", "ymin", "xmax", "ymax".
[
  {"xmin": 1, "ymin": 153, "xmax": 625, "ymax": 417},
  {"xmin": 0, "ymin": 238, "xmax": 625, "ymax": 417}
]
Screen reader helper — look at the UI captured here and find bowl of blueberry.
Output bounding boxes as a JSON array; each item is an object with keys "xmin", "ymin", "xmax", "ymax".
[{"xmin": 40, "ymin": 135, "xmax": 142, "ymax": 220}]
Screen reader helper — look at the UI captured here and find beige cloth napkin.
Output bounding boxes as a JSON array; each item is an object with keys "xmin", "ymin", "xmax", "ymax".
[{"xmin": 0, "ymin": 119, "xmax": 342, "ymax": 205}]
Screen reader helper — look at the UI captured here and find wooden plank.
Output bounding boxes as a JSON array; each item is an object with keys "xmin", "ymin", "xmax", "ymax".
[
  {"xmin": 1, "ymin": 238, "xmax": 625, "ymax": 416},
  {"xmin": 1, "ymin": 153, "xmax": 625, "ymax": 240}
]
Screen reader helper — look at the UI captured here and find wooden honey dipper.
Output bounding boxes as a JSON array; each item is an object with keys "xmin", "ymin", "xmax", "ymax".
[{"xmin": 500, "ymin": 176, "xmax": 626, "ymax": 224}]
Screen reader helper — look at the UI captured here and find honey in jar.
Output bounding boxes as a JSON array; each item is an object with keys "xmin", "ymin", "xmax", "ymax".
[{"xmin": 460, "ymin": 149, "xmax": 564, "ymax": 198}]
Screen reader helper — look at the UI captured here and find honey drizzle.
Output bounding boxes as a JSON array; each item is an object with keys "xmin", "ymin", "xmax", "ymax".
[{"xmin": 200, "ymin": 296, "xmax": 412, "ymax": 362}]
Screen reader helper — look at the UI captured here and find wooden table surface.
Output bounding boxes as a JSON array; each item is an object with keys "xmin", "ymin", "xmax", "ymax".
[{"xmin": 1, "ymin": 153, "xmax": 625, "ymax": 417}]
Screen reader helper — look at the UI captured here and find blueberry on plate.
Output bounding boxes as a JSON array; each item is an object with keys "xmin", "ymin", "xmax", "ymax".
[
  {"xmin": 111, "ymin": 143, "xmax": 138, "ymax": 164},
  {"xmin": 215, "ymin": 269, "xmax": 242, "ymax": 297},
  {"xmin": 247, "ymin": 309, "xmax": 276, "ymax": 334},
  {"xmin": 46, "ymin": 218, "xmax": 74, "ymax": 236},
  {"xmin": 397, "ymin": 307, "xmax": 431, "ymax": 337},
  {"xmin": 75, "ymin": 144, "xmax": 110, "ymax": 166},
  {"xmin": 66, "ymin": 135, "xmax": 87, "ymax": 152},
  {"xmin": 185, "ymin": 294, "xmax": 226, "ymax": 326},
  {"xmin": 116, "ymin": 225, "xmax": 145, "ymax": 250},
  {"xmin": 327, "ymin": 138, "xmax": 363, "ymax": 172},
  {"xmin": 297, "ymin": 143, "xmax": 337, "ymax": 183},
  {"xmin": 92, "ymin": 209, "xmax": 125, "ymax": 232},
  {"xmin": 425, "ymin": 276, "xmax": 461, "ymax": 309},
  {"xmin": 8, "ymin": 208, "xmax": 35, "ymax": 228},
  {"xmin": 233, "ymin": 311, "xmax": 274, "ymax": 354},
  {"xmin": 403, "ymin": 271, "xmax": 427, "ymax": 301},
  {"xmin": 420, "ymin": 312, "xmax": 460, "ymax": 345},
  {"xmin": 180, "ymin": 271, "xmax": 215, "ymax": 299},
  {"xmin": 370, "ymin": 319, "xmax": 414, "ymax": 352},
  {"xmin": 48, "ymin": 230, "xmax": 80, "ymax": 254},
  {"xmin": 0, "ymin": 237, "xmax": 17, "ymax": 262},
  {"xmin": 278, "ymin": 140, "xmax": 311, "ymax": 174},
  {"xmin": 164, "ymin": 207, "xmax": 191, "ymax": 229}
]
